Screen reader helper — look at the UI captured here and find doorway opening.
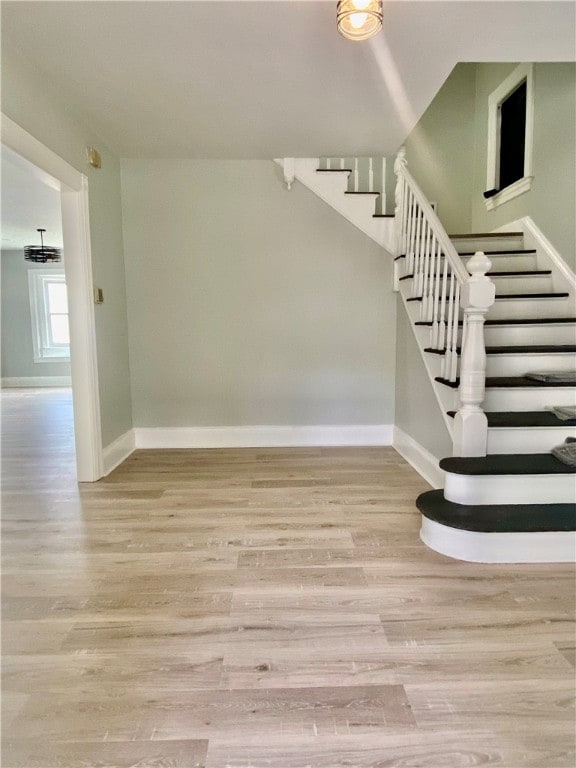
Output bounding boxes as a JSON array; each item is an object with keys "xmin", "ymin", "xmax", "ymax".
[
  {"xmin": 1, "ymin": 143, "xmax": 77, "ymax": 481},
  {"xmin": 1, "ymin": 115, "xmax": 103, "ymax": 482}
]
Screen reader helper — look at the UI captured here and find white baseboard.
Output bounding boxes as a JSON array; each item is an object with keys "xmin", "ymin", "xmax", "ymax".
[
  {"xmin": 134, "ymin": 424, "xmax": 393, "ymax": 450},
  {"xmin": 392, "ymin": 426, "xmax": 444, "ymax": 489},
  {"xmin": 102, "ymin": 429, "xmax": 135, "ymax": 475},
  {"xmin": 1, "ymin": 376, "xmax": 72, "ymax": 388},
  {"xmin": 421, "ymin": 518, "xmax": 576, "ymax": 564}
]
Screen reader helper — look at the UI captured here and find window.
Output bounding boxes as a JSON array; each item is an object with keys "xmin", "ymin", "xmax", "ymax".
[
  {"xmin": 28, "ymin": 270, "xmax": 70, "ymax": 362},
  {"xmin": 485, "ymin": 64, "xmax": 534, "ymax": 211}
]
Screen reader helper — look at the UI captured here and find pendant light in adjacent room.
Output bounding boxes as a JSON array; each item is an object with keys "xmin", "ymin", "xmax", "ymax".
[{"xmin": 24, "ymin": 228, "xmax": 62, "ymax": 263}]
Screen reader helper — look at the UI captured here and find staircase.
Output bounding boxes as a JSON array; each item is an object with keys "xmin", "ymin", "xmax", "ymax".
[{"xmin": 276, "ymin": 152, "xmax": 576, "ymax": 563}]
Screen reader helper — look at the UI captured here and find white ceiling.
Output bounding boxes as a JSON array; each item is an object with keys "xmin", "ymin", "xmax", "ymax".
[
  {"xmin": 1, "ymin": 145, "xmax": 63, "ymax": 250},
  {"xmin": 1, "ymin": 1, "xmax": 575, "ymax": 158}
]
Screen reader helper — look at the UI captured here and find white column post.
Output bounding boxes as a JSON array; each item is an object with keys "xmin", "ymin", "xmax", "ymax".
[
  {"xmin": 452, "ymin": 252, "xmax": 496, "ymax": 457},
  {"xmin": 393, "ymin": 146, "xmax": 407, "ymax": 290}
]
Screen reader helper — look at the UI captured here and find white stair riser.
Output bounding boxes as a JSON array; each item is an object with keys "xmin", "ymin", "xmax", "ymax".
[
  {"xmin": 484, "ymin": 254, "xmax": 538, "ymax": 270},
  {"xmin": 444, "ymin": 472, "xmax": 576, "ymax": 505},
  {"xmin": 436, "ymin": 383, "xmax": 459, "ymax": 412},
  {"xmin": 483, "ymin": 325, "xmax": 576, "ymax": 345},
  {"xmin": 485, "ymin": 353, "xmax": 576, "ymax": 376},
  {"xmin": 344, "ymin": 195, "xmax": 381, "ymax": 219},
  {"xmin": 487, "ymin": 426, "xmax": 576, "ymax": 453},
  {"xmin": 421, "ymin": 518, "xmax": 576, "ymax": 563},
  {"xmin": 483, "ymin": 387, "xmax": 576, "ymax": 410},
  {"xmin": 418, "ymin": 323, "xmax": 576, "ymax": 347},
  {"xmin": 490, "ymin": 297, "xmax": 575, "ymax": 319},
  {"xmin": 490, "ymin": 275, "xmax": 552, "ymax": 293},
  {"xmin": 451, "ymin": 237, "xmax": 524, "ymax": 252}
]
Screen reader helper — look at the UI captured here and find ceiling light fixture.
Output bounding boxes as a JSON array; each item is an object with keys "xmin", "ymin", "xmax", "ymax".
[
  {"xmin": 24, "ymin": 228, "xmax": 62, "ymax": 263},
  {"xmin": 337, "ymin": 0, "xmax": 383, "ymax": 41}
]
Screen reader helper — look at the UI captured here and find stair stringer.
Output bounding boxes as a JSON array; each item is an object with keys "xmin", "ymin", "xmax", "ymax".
[
  {"xmin": 274, "ymin": 158, "xmax": 395, "ymax": 251},
  {"xmin": 398, "ymin": 281, "xmax": 458, "ymax": 443}
]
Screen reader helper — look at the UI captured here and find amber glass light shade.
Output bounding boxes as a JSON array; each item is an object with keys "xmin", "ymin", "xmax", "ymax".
[{"xmin": 337, "ymin": 0, "xmax": 383, "ymax": 41}]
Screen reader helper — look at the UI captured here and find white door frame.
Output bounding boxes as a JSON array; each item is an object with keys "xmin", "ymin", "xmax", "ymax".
[{"xmin": 1, "ymin": 114, "xmax": 104, "ymax": 481}]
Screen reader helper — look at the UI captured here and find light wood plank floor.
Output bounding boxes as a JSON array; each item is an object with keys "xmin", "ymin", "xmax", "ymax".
[{"xmin": 2, "ymin": 389, "xmax": 575, "ymax": 767}]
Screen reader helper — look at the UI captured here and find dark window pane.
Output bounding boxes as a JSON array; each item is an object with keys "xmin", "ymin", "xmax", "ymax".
[{"xmin": 499, "ymin": 80, "xmax": 527, "ymax": 190}]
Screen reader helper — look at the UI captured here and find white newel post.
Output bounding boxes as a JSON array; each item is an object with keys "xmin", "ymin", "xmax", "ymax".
[
  {"xmin": 393, "ymin": 146, "xmax": 407, "ymax": 290},
  {"xmin": 453, "ymin": 252, "xmax": 496, "ymax": 457}
]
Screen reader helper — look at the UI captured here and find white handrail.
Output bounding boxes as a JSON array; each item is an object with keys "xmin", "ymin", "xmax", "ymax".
[
  {"xmin": 395, "ymin": 151, "xmax": 469, "ymax": 285},
  {"xmin": 393, "ymin": 147, "xmax": 495, "ymax": 456}
]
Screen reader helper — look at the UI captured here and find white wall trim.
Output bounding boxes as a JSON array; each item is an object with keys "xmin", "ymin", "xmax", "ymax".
[
  {"xmin": 421, "ymin": 517, "xmax": 576, "ymax": 564},
  {"xmin": 134, "ymin": 424, "xmax": 393, "ymax": 450},
  {"xmin": 1, "ymin": 114, "xmax": 83, "ymax": 191},
  {"xmin": 2, "ymin": 115, "xmax": 105, "ymax": 482},
  {"xmin": 484, "ymin": 175, "xmax": 533, "ymax": 211},
  {"xmin": 1, "ymin": 376, "xmax": 72, "ymax": 388},
  {"xmin": 486, "ymin": 63, "xmax": 534, "ymax": 199},
  {"xmin": 519, "ymin": 216, "xmax": 576, "ymax": 292},
  {"xmin": 102, "ymin": 429, "xmax": 136, "ymax": 476},
  {"xmin": 392, "ymin": 427, "xmax": 444, "ymax": 489}
]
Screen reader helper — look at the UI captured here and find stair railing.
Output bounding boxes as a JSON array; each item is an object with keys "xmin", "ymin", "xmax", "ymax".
[{"xmin": 393, "ymin": 147, "xmax": 496, "ymax": 457}]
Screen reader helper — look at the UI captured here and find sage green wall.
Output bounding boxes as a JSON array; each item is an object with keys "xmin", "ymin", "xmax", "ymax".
[
  {"xmin": 394, "ymin": 301, "xmax": 452, "ymax": 461},
  {"xmin": 402, "ymin": 63, "xmax": 477, "ymax": 233},
  {"xmin": 1, "ymin": 44, "xmax": 133, "ymax": 445},
  {"xmin": 121, "ymin": 160, "xmax": 396, "ymax": 428},
  {"xmin": 403, "ymin": 62, "xmax": 576, "ymax": 269},
  {"xmin": 1, "ymin": 250, "xmax": 71, "ymax": 379},
  {"xmin": 471, "ymin": 63, "xmax": 576, "ymax": 270}
]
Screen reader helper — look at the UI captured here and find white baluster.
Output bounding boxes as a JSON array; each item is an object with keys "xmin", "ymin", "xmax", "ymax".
[
  {"xmin": 382, "ymin": 156, "xmax": 386, "ymax": 210},
  {"xmin": 453, "ymin": 252, "xmax": 496, "ymax": 457},
  {"xmin": 449, "ymin": 281, "xmax": 461, "ymax": 382},
  {"xmin": 327, "ymin": 157, "xmax": 331, "ymax": 170},
  {"xmin": 424, "ymin": 233, "xmax": 436, "ymax": 322},
  {"xmin": 340, "ymin": 157, "xmax": 344, "ymax": 170},
  {"xmin": 354, "ymin": 158, "xmax": 359, "ymax": 192},
  {"xmin": 412, "ymin": 205, "xmax": 423, "ymax": 297},
  {"xmin": 437, "ymin": 258, "xmax": 449, "ymax": 352},
  {"xmin": 420, "ymin": 221, "xmax": 432, "ymax": 317},
  {"xmin": 442, "ymin": 272, "xmax": 455, "ymax": 379},
  {"xmin": 393, "ymin": 153, "xmax": 407, "ymax": 289},
  {"xmin": 406, "ymin": 192, "xmax": 415, "ymax": 274},
  {"xmin": 430, "ymin": 240, "xmax": 442, "ymax": 340},
  {"xmin": 368, "ymin": 157, "xmax": 374, "ymax": 193}
]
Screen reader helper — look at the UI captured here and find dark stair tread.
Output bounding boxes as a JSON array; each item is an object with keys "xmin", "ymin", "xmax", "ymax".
[
  {"xmin": 416, "ymin": 317, "xmax": 576, "ymax": 327},
  {"xmin": 485, "ymin": 317, "xmax": 576, "ymax": 325},
  {"xmin": 485, "ymin": 376, "xmax": 576, "ymax": 388},
  {"xmin": 411, "ymin": 293, "xmax": 569, "ymax": 303},
  {"xmin": 496, "ymin": 292, "xmax": 569, "ymax": 299},
  {"xmin": 404, "ymin": 270, "xmax": 549, "ymax": 281},
  {"xmin": 457, "ymin": 250, "xmax": 537, "ymax": 257},
  {"xmin": 447, "ymin": 410, "xmax": 576, "ymax": 427},
  {"xmin": 344, "ymin": 191, "xmax": 380, "ymax": 196},
  {"xmin": 486, "ymin": 344, "xmax": 576, "ymax": 354},
  {"xmin": 488, "ymin": 270, "xmax": 551, "ymax": 277},
  {"xmin": 440, "ymin": 454, "xmax": 575, "ymax": 476},
  {"xmin": 316, "ymin": 168, "xmax": 353, "ymax": 173},
  {"xmin": 435, "ymin": 375, "xmax": 576, "ymax": 389},
  {"xmin": 417, "ymin": 490, "xmax": 575, "ymax": 533},
  {"xmin": 372, "ymin": 214, "xmax": 395, "ymax": 218},
  {"xmin": 426, "ymin": 344, "xmax": 576, "ymax": 355},
  {"xmin": 449, "ymin": 232, "xmax": 524, "ymax": 239}
]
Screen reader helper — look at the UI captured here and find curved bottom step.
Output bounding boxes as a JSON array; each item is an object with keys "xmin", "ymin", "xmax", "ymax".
[
  {"xmin": 420, "ymin": 517, "xmax": 576, "ymax": 563},
  {"xmin": 417, "ymin": 489, "xmax": 576, "ymax": 563}
]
